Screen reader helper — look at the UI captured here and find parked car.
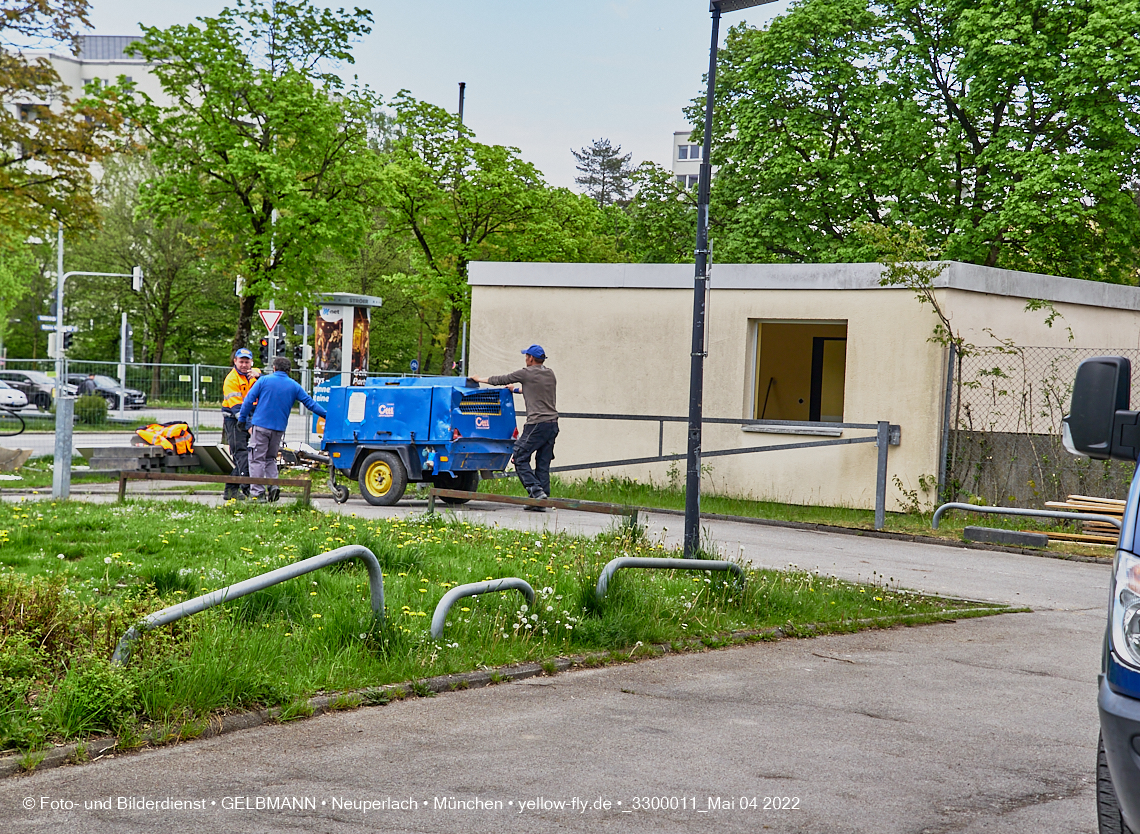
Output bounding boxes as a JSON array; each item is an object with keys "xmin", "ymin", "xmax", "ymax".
[
  {"xmin": 1062, "ymin": 356, "xmax": 1140, "ymax": 834},
  {"xmin": 66, "ymin": 374, "xmax": 147, "ymax": 410},
  {"xmin": 0, "ymin": 370, "xmax": 77, "ymax": 411},
  {"xmin": 0, "ymin": 380, "xmax": 28, "ymax": 410}
]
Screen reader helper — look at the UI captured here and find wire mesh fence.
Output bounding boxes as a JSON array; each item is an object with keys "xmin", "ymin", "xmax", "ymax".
[{"xmin": 946, "ymin": 345, "xmax": 1140, "ymax": 507}]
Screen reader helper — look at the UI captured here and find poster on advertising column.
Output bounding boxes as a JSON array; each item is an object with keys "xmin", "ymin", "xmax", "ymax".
[
  {"xmin": 352, "ymin": 306, "xmax": 370, "ymax": 376},
  {"xmin": 314, "ymin": 306, "xmax": 345, "ymax": 375}
]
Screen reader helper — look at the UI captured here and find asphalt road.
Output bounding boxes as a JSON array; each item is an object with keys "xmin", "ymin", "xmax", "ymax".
[{"xmin": 0, "ymin": 500, "xmax": 1112, "ymax": 833}]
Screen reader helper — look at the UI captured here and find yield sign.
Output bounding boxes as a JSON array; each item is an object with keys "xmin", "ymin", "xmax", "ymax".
[{"xmin": 258, "ymin": 309, "xmax": 283, "ymax": 333}]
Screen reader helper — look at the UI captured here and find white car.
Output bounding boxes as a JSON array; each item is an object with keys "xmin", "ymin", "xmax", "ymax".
[{"xmin": 0, "ymin": 380, "xmax": 28, "ymax": 409}]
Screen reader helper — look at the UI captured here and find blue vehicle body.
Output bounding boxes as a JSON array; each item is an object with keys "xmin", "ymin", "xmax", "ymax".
[
  {"xmin": 1062, "ymin": 356, "xmax": 1140, "ymax": 832},
  {"xmin": 318, "ymin": 376, "xmax": 516, "ymax": 504},
  {"xmin": 1099, "ymin": 463, "xmax": 1140, "ymax": 833}
]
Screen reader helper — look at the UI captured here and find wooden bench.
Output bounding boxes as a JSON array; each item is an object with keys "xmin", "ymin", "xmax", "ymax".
[
  {"xmin": 427, "ymin": 488, "xmax": 638, "ymax": 526},
  {"xmin": 117, "ymin": 471, "xmax": 312, "ymax": 503}
]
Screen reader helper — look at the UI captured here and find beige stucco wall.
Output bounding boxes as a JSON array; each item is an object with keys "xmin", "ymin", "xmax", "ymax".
[{"xmin": 469, "ymin": 262, "xmax": 1140, "ymax": 511}]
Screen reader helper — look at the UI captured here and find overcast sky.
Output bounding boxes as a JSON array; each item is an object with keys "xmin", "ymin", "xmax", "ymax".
[{"xmin": 83, "ymin": 0, "xmax": 792, "ymax": 189}]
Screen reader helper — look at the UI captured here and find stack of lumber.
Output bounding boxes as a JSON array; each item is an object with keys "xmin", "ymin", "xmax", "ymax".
[{"xmin": 1039, "ymin": 495, "xmax": 1126, "ymax": 544}]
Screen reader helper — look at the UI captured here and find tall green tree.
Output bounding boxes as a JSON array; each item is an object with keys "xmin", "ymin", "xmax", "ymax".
[
  {"xmin": 122, "ymin": 0, "xmax": 381, "ymax": 351},
  {"xmin": 701, "ymin": 0, "xmax": 1140, "ymax": 281},
  {"xmin": 378, "ymin": 93, "xmax": 624, "ymax": 374},
  {"xmin": 623, "ymin": 162, "xmax": 698, "ymax": 264},
  {"xmin": 68, "ymin": 154, "xmax": 234, "ymax": 391},
  {"xmin": 0, "ymin": 0, "xmax": 124, "ymax": 238},
  {"xmin": 572, "ymin": 138, "xmax": 635, "ymax": 207}
]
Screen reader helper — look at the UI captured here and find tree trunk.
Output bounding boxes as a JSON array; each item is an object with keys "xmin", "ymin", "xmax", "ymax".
[
  {"xmin": 441, "ymin": 305, "xmax": 462, "ymax": 375},
  {"xmin": 234, "ymin": 294, "xmax": 259, "ymax": 353},
  {"xmin": 150, "ymin": 330, "xmax": 167, "ymax": 401}
]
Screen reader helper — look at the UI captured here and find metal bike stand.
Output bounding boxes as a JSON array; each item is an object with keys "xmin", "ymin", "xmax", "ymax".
[
  {"xmin": 112, "ymin": 545, "xmax": 385, "ymax": 665},
  {"xmin": 430, "ymin": 578, "xmax": 535, "ymax": 640}
]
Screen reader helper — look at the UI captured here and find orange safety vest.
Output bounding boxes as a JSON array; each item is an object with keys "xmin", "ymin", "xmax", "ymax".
[
  {"xmin": 222, "ymin": 368, "xmax": 257, "ymax": 414},
  {"xmin": 135, "ymin": 422, "xmax": 195, "ymax": 455}
]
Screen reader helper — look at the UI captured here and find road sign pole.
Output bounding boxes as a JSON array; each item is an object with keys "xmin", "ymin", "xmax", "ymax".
[{"xmin": 119, "ymin": 313, "xmax": 127, "ymax": 419}]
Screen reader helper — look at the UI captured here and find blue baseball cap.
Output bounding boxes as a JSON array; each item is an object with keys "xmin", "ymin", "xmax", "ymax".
[
  {"xmin": 522, "ymin": 344, "xmax": 546, "ymax": 360},
  {"xmin": 234, "ymin": 348, "xmax": 253, "ymax": 360}
]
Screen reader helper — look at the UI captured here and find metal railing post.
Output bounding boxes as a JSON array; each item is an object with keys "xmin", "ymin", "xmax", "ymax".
[
  {"xmin": 51, "ymin": 395, "xmax": 74, "ymax": 499},
  {"xmin": 937, "ymin": 342, "xmax": 956, "ymax": 500},
  {"xmin": 192, "ymin": 363, "xmax": 200, "ymax": 431},
  {"xmin": 875, "ymin": 421, "xmax": 889, "ymax": 530}
]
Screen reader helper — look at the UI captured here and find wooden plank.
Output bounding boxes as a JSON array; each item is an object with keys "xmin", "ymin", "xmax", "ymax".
[
  {"xmin": 1045, "ymin": 500, "xmax": 1123, "ymax": 515},
  {"xmin": 1027, "ymin": 529, "xmax": 1118, "ymax": 544},
  {"xmin": 118, "ymin": 471, "xmax": 312, "ymax": 503},
  {"xmin": 428, "ymin": 488, "xmax": 638, "ymax": 522},
  {"xmin": 1068, "ymin": 494, "xmax": 1127, "ymax": 506}
]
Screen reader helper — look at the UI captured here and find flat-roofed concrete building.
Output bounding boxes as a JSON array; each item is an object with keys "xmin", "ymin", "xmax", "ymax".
[
  {"xmin": 468, "ymin": 261, "xmax": 1140, "ymax": 511},
  {"xmin": 18, "ymin": 35, "xmax": 167, "ymax": 113}
]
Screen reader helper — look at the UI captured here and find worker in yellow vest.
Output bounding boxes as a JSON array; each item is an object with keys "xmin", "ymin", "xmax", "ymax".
[{"xmin": 221, "ymin": 348, "xmax": 261, "ymax": 500}]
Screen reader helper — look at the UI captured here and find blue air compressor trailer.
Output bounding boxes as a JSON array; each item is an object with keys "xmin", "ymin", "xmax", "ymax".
[{"xmin": 318, "ymin": 376, "xmax": 517, "ymax": 506}]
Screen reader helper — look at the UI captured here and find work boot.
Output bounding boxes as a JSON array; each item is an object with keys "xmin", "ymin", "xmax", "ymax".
[
  {"xmin": 524, "ymin": 504, "xmax": 547, "ymax": 513},
  {"xmin": 268, "ymin": 486, "xmax": 281, "ymax": 503}
]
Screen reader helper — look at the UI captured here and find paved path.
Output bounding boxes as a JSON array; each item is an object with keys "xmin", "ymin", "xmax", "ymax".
[{"xmin": 0, "ymin": 496, "xmax": 1112, "ymax": 833}]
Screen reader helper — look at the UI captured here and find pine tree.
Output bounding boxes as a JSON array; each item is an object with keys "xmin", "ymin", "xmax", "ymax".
[{"xmin": 571, "ymin": 138, "xmax": 634, "ymax": 207}]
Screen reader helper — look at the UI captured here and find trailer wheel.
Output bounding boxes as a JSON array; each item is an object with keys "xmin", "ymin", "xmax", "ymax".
[
  {"xmin": 358, "ymin": 451, "xmax": 407, "ymax": 506},
  {"xmin": 438, "ymin": 471, "xmax": 479, "ymax": 504},
  {"xmin": 332, "ymin": 484, "xmax": 350, "ymax": 504}
]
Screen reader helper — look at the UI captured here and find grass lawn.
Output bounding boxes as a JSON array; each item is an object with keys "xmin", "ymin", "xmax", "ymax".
[{"xmin": 0, "ymin": 497, "xmax": 1008, "ymax": 760}]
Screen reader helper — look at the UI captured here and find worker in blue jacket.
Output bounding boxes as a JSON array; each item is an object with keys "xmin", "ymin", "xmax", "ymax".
[{"xmin": 238, "ymin": 356, "xmax": 327, "ymax": 502}]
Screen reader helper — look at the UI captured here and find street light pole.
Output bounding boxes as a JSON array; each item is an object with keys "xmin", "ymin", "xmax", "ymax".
[
  {"xmin": 684, "ymin": 0, "xmax": 778, "ymax": 556},
  {"xmin": 51, "ymin": 258, "xmax": 144, "ymax": 499}
]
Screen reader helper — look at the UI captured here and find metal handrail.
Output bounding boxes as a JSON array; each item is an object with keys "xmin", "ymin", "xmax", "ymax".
[
  {"xmin": 595, "ymin": 557, "xmax": 745, "ymax": 603},
  {"xmin": 430, "ymin": 578, "xmax": 535, "ymax": 639},
  {"xmin": 931, "ymin": 502, "xmax": 1123, "ymax": 531},
  {"xmin": 111, "ymin": 545, "xmax": 384, "ymax": 665}
]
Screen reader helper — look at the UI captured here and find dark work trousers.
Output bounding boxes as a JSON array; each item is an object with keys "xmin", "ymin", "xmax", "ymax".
[
  {"xmin": 223, "ymin": 414, "xmax": 251, "ymax": 496},
  {"xmin": 248, "ymin": 425, "xmax": 285, "ymax": 499},
  {"xmin": 513, "ymin": 420, "xmax": 558, "ymax": 498}
]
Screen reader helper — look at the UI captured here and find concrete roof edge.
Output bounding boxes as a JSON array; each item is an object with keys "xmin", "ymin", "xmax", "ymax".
[
  {"xmin": 468, "ymin": 261, "xmax": 1140, "ymax": 310},
  {"xmin": 940, "ymin": 262, "xmax": 1140, "ymax": 311}
]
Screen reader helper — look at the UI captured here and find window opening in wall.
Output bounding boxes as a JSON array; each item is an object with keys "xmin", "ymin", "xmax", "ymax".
[{"xmin": 752, "ymin": 320, "xmax": 848, "ymax": 422}]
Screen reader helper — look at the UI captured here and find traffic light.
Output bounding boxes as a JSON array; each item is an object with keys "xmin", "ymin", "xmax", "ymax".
[
  {"xmin": 63, "ymin": 332, "xmax": 74, "ymax": 351},
  {"xmin": 293, "ymin": 343, "xmax": 304, "ymax": 362},
  {"xmin": 259, "ymin": 337, "xmax": 270, "ymax": 364},
  {"xmin": 274, "ymin": 336, "xmax": 286, "ymax": 359}
]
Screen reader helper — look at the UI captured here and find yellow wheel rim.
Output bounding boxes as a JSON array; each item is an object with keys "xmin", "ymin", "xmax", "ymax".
[{"xmin": 365, "ymin": 460, "xmax": 393, "ymax": 496}]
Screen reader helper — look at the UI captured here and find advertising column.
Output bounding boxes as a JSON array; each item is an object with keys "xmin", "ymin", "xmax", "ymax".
[{"xmin": 310, "ymin": 293, "xmax": 382, "ymax": 435}]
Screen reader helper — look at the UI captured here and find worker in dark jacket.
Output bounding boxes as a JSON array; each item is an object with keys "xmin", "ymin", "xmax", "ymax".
[
  {"xmin": 238, "ymin": 356, "xmax": 327, "ymax": 502},
  {"xmin": 473, "ymin": 344, "xmax": 557, "ymax": 510}
]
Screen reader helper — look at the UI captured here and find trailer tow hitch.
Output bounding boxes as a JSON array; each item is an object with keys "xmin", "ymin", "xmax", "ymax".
[{"xmin": 329, "ymin": 466, "xmax": 349, "ymax": 504}]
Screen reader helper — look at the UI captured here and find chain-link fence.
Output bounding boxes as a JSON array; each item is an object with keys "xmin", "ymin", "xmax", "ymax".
[
  {"xmin": 946, "ymin": 345, "xmax": 1140, "ymax": 507},
  {"xmin": 0, "ymin": 358, "xmax": 236, "ymax": 427}
]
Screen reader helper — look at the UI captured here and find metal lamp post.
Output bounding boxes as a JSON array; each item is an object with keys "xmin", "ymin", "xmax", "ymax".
[
  {"xmin": 51, "ymin": 224, "xmax": 142, "ymax": 498},
  {"xmin": 684, "ymin": 0, "xmax": 779, "ymax": 556}
]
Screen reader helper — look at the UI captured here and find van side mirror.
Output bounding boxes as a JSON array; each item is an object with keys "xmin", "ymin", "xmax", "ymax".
[{"xmin": 1063, "ymin": 356, "xmax": 1139, "ymax": 461}]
